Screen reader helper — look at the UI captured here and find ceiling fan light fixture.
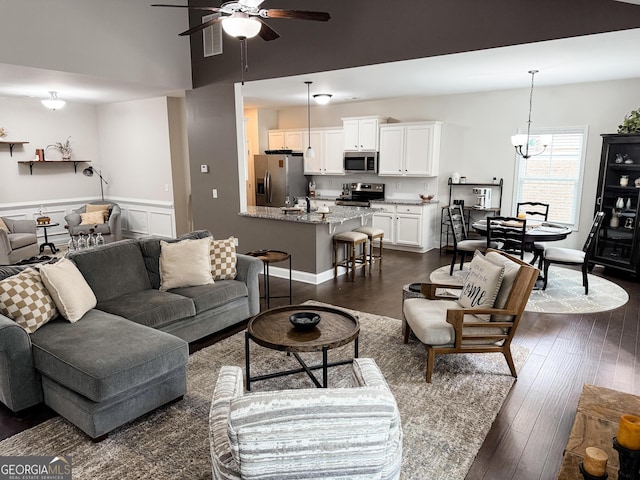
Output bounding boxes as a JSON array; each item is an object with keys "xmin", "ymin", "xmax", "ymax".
[
  {"xmin": 313, "ymin": 94, "xmax": 332, "ymax": 105},
  {"xmin": 41, "ymin": 91, "xmax": 65, "ymax": 110},
  {"xmin": 221, "ymin": 13, "xmax": 262, "ymax": 39}
]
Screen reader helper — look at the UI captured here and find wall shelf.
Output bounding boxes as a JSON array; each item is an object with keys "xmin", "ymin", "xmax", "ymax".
[
  {"xmin": 17, "ymin": 160, "xmax": 91, "ymax": 175},
  {"xmin": 1, "ymin": 141, "xmax": 29, "ymax": 157}
]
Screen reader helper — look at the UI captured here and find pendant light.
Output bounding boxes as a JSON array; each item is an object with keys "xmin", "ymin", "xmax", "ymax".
[
  {"xmin": 511, "ymin": 70, "xmax": 550, "ymax": 159},
  {"xmin": 305, "ymin": 81, "xmax": 315, "ymax": 159}
]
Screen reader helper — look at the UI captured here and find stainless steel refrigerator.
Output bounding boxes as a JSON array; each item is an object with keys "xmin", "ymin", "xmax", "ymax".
[{"xmin": 254, "ymin": 153, "xmax": 307, "ymax": 207}]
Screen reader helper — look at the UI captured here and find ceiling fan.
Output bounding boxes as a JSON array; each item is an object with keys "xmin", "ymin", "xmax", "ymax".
[{"xmin": 152, "ymin": 0, "xmax": 331, "ymax": 41}]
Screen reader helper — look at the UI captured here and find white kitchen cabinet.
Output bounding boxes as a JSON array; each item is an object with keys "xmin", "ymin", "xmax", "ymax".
[
  {"xmin": 378, "ymin": 121, "xmax": 442, "ymax": 177},
  {"xmin": 268, "ymin": 129, "xmax": 304, "ymax": 151},
  {"xmin": 342, "ymin": 116, "xmax": 387, "ymax": 151},
  {"xmin": 304, "ymin": 128, "xmax": 344, "ymax": 175},
  {"xmin": 371, "ymin": 202, "xmax": 437, "ymax": 253},
  {"xmin": 395, "ymin": 204, "xmax": 423, "ymax": 246}
]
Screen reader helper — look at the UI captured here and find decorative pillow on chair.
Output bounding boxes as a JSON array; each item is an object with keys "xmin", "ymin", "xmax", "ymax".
[
  {"xmin": 457, "ymin": 251, "xmax": 505, "ymax": 319},
  {"xmin": 0, "ymin": 267, "xmax": 58, "ymax": 333},
  {"xmin": 0, "ymin": 217, "xmax": 8, "ymax": 233},
  {"xmin": 86, "ymin": 204, "xmax": 111, "ymax": 221},
  {"xmin": 160, "ymin": 237, "xmax": 214, "ymax": 291},
  {"xmin": 210, "ymin": 237, "xmax": 237, "ymax": 280},
  {"xmin": 40, "ymin": 258, "xmax": 97, "ymax": 322},
  {"xmin": 80, "ymin": 211, "xmax": 106, "ymax": 225}
]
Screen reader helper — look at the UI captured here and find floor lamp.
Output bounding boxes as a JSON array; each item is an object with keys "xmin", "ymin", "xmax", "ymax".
[{"xmin": 82, "ymin": 167, "xmax": 108, "ymax": 201}]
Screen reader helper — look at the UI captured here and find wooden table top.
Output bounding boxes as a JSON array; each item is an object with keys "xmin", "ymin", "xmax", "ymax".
[
  {"xmin": 247, "ymin": 304, "xmax": 359, "ymax": 353},
  {"xmin": 245, "ymin": 249, "xmax": 290, "ymax": 263},
  {"xmin": 558, "ymin": 384, "xmax": 640, "ymax": 479}
]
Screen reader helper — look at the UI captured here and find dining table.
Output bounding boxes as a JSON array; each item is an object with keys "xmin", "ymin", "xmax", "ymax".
[{"xmin": 472, "ymin": 218, "xmax": 573, "ymax": 288}]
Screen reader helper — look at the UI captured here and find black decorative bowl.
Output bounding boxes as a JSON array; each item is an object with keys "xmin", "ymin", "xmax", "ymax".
[{"xmin": 289, "ymin": 312, "xmax": 321, "ymax": 330}]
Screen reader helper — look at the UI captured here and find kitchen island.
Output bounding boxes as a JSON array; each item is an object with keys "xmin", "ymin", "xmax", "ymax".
[{"xmin": 237, "ymin": 205, "xmax": 381, "ymax": 284}]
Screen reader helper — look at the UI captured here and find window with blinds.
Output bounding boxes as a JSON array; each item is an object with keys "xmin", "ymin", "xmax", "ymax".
[{"xmin": 514, "ymin": 127, "xmax": 588, "ymax": 227}]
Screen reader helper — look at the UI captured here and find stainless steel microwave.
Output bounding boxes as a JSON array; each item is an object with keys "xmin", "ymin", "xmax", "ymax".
[{"xmin": 343, "ymin": 151, "xmax": 379, "ymax": 173}]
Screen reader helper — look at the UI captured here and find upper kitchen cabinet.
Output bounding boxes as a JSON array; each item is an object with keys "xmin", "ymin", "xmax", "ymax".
[
  {"xmin": 378, "ymin": 121, "xmax": 442, "ymax": 177},
  {"xmin": 342, "ymin": 116, "xmax": 387, "ymax": 151},
  {"xmin": 304, "ymin": 128, "xmax": 344, "ymax": 175},
  {"xmin": 268, "ymin": 129, "xmax": 304, "ymax": 151}
]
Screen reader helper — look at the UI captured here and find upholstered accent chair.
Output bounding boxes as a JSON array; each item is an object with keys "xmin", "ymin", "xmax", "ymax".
[
  {"xmin": 209, "ymin": 358, "xmax": 402, "ymax": 480},
  {"xmin": 64, "ymin": 203, "xmax": 122, "ymax": 243},
  {"xmin": 403, "ymin": 249, "xmax": 538, "ymax": 383},
  {"xmin": 0, "ymin": 217, "xmax": 39, "ymax": 265}
]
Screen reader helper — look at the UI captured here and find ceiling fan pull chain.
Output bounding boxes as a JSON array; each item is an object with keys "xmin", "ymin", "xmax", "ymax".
[{"xmin": 240, "ymin": 37, "xmax": 247, "ymax": 85}]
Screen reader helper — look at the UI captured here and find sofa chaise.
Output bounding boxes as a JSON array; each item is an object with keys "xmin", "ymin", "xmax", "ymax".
[{"xmin": 0, "ymin": 230, "xmax": 262, "ymax": 440}]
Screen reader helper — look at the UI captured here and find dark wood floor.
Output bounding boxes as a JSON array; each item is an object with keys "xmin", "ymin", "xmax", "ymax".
[{"xmin": 1, "ymin": 248, "xmax": 637, "ymax": 480}]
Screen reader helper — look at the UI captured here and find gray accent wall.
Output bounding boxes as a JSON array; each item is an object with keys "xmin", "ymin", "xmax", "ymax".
[{"xmin": 185, "ymin": 1, "xmax": 640, "ymax": 269}]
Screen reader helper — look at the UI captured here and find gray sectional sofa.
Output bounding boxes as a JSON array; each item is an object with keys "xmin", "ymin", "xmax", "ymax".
[{"xmin": 0, "ymin": 230, "xmax": 262, "ymax": 440}]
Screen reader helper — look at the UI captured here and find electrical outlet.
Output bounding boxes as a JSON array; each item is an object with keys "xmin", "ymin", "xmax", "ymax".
[
  {"xmin": 200, "ymin": 165, "xmax": 209, "ymax": 173},
  {"xmin": 212, "ymin": 189, "xmax": 218, "ymax": 199},
  {"xmin": 233, "ymin": 237, "xmax": 238, "ymax": 246},
  {"xmin": 395, "ymin": 182, "xmax": 402, "ymax": 189},
  {"xmin": 164, "ymin": 184, "xmax": 169, "ymax": 192}
]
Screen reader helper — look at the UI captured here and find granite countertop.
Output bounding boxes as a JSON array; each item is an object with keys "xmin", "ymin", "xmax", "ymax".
[
  {"xmin": 312, "ymin": 195, "xmax": 438, "ymax": 206},
  {"xmin": 239, "ymin": 205, "xmax": 382, "ymax": 224}
]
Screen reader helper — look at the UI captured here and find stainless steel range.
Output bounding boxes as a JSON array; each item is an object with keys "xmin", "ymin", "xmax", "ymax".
[{"xmin": 335, "ymin": 183, "xmax": 385, "ymax": 207}]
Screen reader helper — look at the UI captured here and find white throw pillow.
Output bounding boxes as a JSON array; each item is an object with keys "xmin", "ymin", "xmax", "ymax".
[
  {"xmin": 160, "ymin": 237, "xmax": 214, "ymax": 291},
  {"xmin": 40, "ymin": 258, "xmax": 97, "ymax": 323},
  {"xmin": 210, "ymin": 236, "xmax": 237, "ymax": 280},
  {"xmin": 0, "ymin": 267, "xmax": 58, "ymax": 333},
  {"xmin": 458, "ymin": 252, "xmax": 505, "ymax": 319}
]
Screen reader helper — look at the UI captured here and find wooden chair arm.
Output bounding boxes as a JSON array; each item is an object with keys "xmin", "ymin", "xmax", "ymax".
[
  {"xmin": 420, "ymin": 282, "xmax": 463, "ymax": 300},
  {"xmin": 445, "ymin": 308, "xmax": 518, "ymax": 329}
]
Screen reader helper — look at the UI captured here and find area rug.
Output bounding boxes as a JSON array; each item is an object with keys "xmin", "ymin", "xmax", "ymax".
[
  {"xmin": 430, "ymin": 264, "xmax": 629, "ymax": 314},
  {"xmin": 0, "ymin": 302, "xmax": 527, "ymax": 480}
]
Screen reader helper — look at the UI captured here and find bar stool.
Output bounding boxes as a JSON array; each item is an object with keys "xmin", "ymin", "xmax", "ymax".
[
  {"xmin": 333, "ymin": 231, "xmax": 368, "ymax": 281},
  {"xmin": 354, "ymin": 226, "xmax": 384, "ymax": 274},
  {"xmin": 245, "ymin": 250, "xmax": 292, "ymax": 308}
]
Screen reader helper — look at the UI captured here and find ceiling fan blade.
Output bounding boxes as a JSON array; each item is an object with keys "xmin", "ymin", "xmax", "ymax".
[
  {"xmin": 263, "ymin": 9, "xmax": 331, "ymax": 22},
  {"xmin": 179, "ymin": 16, "xmax": 222, "ymax": 36},
  {"xmin": 257, "ymin": 20, "xmax": 280, "ymax": 41},
  {"xmin": 151, "ymin": 4, "xmax": 223, "ymax": 12}
]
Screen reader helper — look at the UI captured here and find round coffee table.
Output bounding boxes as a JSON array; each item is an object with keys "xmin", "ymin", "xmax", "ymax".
[{"xmin": 245, "ymin": 304, "xmax": 359, "ymax": 390}]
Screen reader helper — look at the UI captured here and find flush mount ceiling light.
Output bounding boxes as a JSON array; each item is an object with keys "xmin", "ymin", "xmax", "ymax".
[
  {"xmin": 221, "ymin": 12, "xmax": 262, "ymax": 39},
  {"xmin": 41, "ymin": 91, "xmax": 65, "ymax": 110},
  {"xmin": 305, "ymin": 81, "xmax": 315, "ymax": 159},
  {"xmin": 511, "ymin": 70, "xmax": 551, "ymax": 159},
  {"xmin": 313, "ymin": 94, "xmax": 332, "ymax": 105}
]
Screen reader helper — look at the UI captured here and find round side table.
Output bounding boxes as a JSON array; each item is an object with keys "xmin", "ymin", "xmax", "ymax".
[
  {"xmin": 37, "ymin": 222, "xmax": 60, "ymax": 254},
  {"xmin": 246, "ymin": 250, "xmax": 292, "ymax": 309}
]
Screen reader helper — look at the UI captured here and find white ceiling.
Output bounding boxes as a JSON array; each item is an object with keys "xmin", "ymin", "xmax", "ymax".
[
  {"xmin": 2, "ymin": 28, "xmax": 640, "ymax": 107},
  {"xmin": 241, "ymin": 28, "xmax": 640, "ymax": 108}
]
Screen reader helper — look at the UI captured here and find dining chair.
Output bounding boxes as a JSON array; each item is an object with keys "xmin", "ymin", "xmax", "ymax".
[
  {"xmin": 517, "ymin": 202, "xmax": 550, "ymax": 268},
  {"xmin": 542, "ymin": 211, "xmax": 605, "ymax": 294},
  {"xmin": 447, "ymin": 205, "xmax": 490, "ymax": 275},
  {"xmin": 487, "ymin": 216, "xmax": 528, "ymax": 260}
]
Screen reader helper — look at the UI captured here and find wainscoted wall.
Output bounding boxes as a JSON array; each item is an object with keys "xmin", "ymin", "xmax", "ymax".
[{"xmin": 0, "ymin": 197, "xmax": 175, "ymax": 246}]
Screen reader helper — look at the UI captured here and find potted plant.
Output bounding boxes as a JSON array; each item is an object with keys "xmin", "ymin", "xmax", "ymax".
[
  {"xmin": 618, "ymin": 108, "xmax": 640, "ymax": 134},
  {"xmin": 47, "ymin": 136, "xmax": 72, "ymax": 159}
]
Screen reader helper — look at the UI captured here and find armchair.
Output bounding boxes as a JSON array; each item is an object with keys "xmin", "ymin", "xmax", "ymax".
[
  {"xmin": 403, "ymin": 249, "xmax": 538, "ymax": 383},
  {"xmin": 64, "ymin": 203, "xmax": 122, "ymax": 243},
  {"xmin": 0, "ymin": 217, "xmax": 39, "ymax": 265},
  {"xmin": 209, "ymin": 358, "xmax": 402, "ymax": 480}
]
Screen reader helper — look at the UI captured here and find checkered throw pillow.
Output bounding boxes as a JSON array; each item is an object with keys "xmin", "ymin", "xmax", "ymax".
[
  {"xmin": 0, "ymin": 267, "xmax": 58, "ymax": 333},
  {"xmin": 210, "ymin": 237, "xmax": 237, "ymax": 280}
]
